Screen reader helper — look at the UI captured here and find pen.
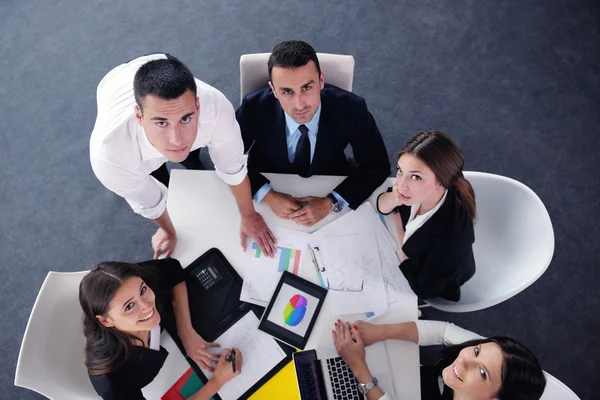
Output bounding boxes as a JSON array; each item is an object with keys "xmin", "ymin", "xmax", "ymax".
[{"xmin": 230, "ymin": 349, "xmax": 236, "ymax": 373}]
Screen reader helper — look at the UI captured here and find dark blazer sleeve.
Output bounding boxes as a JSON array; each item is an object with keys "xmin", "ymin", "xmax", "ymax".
[
  {"xmin": 236, "ymin": 95, "xmax": 270, "ymax": 195},
  {"xmin": 90, "ymin": 375, "xmax": 146, "ymax": 400},
  {"xmin": 96, "ymin": 388, "xmax": 145, "ymax": 400},
  {"xmin": 400, "ymin": 236, "xmax": 472, "ymax": 301},
  {"xmin": 332, "ymin": 98, "xmax": 391, "ymax": 209}
]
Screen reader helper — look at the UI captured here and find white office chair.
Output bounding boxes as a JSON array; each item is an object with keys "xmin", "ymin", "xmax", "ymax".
[
  {"xmin": 239, "ymin": 52, "xmax": 355, "ymax": 101},
  {"xmin": 14, "ymin": 270, "xmax": 100, "ymax": 399},
  {"xmin": 541, "ymin": 372, "xmax": 581, "ymax": 399},
  {"xmin": 425, "ymin": 171, "xmax": 555, "ymax": 312}
]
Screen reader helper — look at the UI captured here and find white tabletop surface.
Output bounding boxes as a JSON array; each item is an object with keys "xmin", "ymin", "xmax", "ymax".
[{"xmin": 167, "ymin": 170, "xmax": 421, "ymax": 400}]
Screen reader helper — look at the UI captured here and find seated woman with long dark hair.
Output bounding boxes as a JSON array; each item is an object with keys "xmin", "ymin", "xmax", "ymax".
[
  {"xmin": 79, "ymin": 258, "xmax": 242, "ymax": 399},
  {"xmin": 377, "ymin": 130, "xmax": 476, "ymax": 301},
  {"xmin": 332, "ymin": 320, "xmax": 546, "ymax": 400}
]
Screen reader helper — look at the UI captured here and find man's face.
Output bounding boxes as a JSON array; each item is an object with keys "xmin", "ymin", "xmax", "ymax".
[
  {"xmin": 135, "ymin": 90, "xmax": 200, "ymax": 163},
  {"xmin": 269, "ymin": 61, "xmax": 325, "ymax": 124}
]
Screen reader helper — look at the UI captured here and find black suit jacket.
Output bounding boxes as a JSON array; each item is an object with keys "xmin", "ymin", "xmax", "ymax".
[
  {"xmin": 380, "ymin": 187, "xmax": 476, "ymax": 301},
  {"xmin": 88, "ymin": 259, "xmax": 186, "ymax": 400},
  {"xmin": 236, "ymin": 84, "xmax": 391, "ymax": 209}
]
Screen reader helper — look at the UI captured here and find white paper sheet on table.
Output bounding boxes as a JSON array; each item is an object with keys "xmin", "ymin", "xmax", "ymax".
[
  {"xmin": 202, "ymin": 312, "xmax": 287, "ymax": 400},
  {"xmin": 241, "ymin": 226, "xmax": 309, "ymax": 306},
  {"xmin": 312, "ymin": 232, "xmax": 387, "ymax": 315},
  {"xmin": 365, "ymin": 217, "xmax": 417, "ymax": 319},
  {"xmin": 309, "ymin": 203, "xmax": 416, "ymax": 317},
  {"xmin": 308, "ymin": 204, "xmax": 392, "ymax": 315}
]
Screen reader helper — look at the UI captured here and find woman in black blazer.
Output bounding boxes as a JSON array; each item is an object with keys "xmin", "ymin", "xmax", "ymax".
[
  {"xmin": 79, "ymin": 258, "xmax": 243, "ymax": 400},
  {"xmin": 377, "ymin": 131, "xmax": 476, "ymax": 301}
]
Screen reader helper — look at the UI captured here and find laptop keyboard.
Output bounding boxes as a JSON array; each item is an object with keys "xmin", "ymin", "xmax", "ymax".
[
  {"xmin": 296, "ymin": 362, "xmax": 320, "ymax": 399},
  {"xmin": 326, "ymin": 357, "xmax": 362, "ymax": 400}
]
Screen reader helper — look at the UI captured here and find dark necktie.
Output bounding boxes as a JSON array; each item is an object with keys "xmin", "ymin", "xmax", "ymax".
[{"xmin": 294, "ymin": 125, "xmax": 311, "ymax": 177}]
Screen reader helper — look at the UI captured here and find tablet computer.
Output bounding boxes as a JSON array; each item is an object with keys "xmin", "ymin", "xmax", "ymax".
[{"xmin": 258, "ymin": 271, "xmax": 327, "ymax": 350}]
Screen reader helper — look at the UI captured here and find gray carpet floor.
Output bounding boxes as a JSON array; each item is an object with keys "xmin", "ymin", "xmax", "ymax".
[{"xmin": 1, "ymin": 1, "xmax": 598, "ymax": 398}]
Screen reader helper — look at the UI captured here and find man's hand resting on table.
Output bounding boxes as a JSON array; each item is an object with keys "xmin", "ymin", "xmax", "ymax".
[
  {"xmin": 180, "ymin": 329, "xmax": 222, "ymax": 371},
  {"xmin": 152, "ymin": 227, "xmax": 177, "ymax": 259},
  {"xmin": 263, "ymin": 190, "xmax": 302, "ymax": 219},
  {"xmin": 289, "ymin": 196, "xmax": 332, "ymax": 227},
  {"xmin": 240, "ymin": 211, "xmax": 277, "ymax": 257}
]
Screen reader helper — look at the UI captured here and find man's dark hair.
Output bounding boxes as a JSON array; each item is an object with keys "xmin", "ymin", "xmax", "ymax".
[
  {"xmin": 268, "ymin": 40, "xmax": 321, "ymax": 80},
  {"xmin": 133, "ymin": 57, "xmax": 197, "ymax": 112}
]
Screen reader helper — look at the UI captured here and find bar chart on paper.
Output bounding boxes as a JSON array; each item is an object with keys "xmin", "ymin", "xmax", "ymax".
[
  {"xmin": 252, "ymin": 243, "xmax": 302, "ymax": 275},
  {"xmin": 242, "ymin": 227, "xmax": 309, "ymax": 307}
]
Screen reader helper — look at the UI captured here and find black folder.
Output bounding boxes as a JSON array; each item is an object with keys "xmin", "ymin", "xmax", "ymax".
[{"xmin": 164, "ymin": 248, "xmax": 295, "ymax": 400}]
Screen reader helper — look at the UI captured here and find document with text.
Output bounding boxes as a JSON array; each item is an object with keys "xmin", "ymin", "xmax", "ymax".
[{"xmin": 202, "ymin": 311, "xmax": 287, "ymax": 400}]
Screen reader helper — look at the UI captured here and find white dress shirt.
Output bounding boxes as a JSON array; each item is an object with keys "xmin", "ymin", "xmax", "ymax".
[
  {"xmin": 148, "ymin": 324, "xmax": 161, "ymax": 351},
  {"xmin": 253, "ymin": 104, "xmax": 348, "ymax": 209},
  {"xmin": 376, "ymin": 321, "xmax": 482, "ymax": 400},
  {"xmin": 90, "ymin": 54, "xmax": 247, "ymax": 219}
]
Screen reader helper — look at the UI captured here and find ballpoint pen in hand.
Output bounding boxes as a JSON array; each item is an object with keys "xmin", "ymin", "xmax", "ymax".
[{"xmin": 229, "ymin": 349, "xmax": 236, "ymax": 373}]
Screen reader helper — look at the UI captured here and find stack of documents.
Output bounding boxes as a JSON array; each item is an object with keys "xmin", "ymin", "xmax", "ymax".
[
  {"xmin": 240, "ymin": 203, "xmax": 415, "ymax": 317},
  {"xmin": 309, "ymin": 203, "xmax": 415, "ymax": 316}
]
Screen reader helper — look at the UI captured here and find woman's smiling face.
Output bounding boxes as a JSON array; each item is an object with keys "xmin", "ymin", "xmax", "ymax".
[
  {"xmin": 442, "ymin": 342, "xmax": 504, "ymax": 400},
  {"xmin": 96, "ymin": 276, "xmax": 161, "ymax": 334}
]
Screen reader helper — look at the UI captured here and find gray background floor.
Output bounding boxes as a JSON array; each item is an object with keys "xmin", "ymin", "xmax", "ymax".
[{"xmin": 1, "ymin": 1, "xmax": 598, "ymax": 399}]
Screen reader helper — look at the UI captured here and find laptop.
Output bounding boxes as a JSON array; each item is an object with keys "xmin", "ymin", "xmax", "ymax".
[{"xmin": 293, "ymin": 342, "xmax": 397, "ymax": 400}]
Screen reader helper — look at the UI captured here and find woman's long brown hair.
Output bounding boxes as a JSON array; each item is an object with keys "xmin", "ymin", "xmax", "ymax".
[{"xmin": 79, "ymin": 261, "xmax": 148, "ymax": 375}]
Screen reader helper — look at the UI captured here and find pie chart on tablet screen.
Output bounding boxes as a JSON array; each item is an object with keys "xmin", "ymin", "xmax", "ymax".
[{"xmin": 283, "ymin": 294, "xmax": 307, "ymax": 326}]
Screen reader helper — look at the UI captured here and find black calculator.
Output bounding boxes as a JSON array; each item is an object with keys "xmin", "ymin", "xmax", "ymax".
[{"xmin": 194, "ymin": 264, "xmax": 223, "ymax": 290}]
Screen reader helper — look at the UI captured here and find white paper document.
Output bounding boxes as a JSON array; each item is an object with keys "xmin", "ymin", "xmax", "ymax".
[
  {"xmin": 241, "ymin": 226, "xmax": 309, "ymax": 306},
  {"xmin": 313, "ymin": 232, "xmax": 387, "ymax": 315},
  {"xmin": 203, "ymin": 312, "xmax": 287, "ymax": 400},
  {"xmin": 141, "ymin": 331, "xmax": 190, "ymax": 398},
  {"xmin": 309, "ymin": 203, "xmax": 416, "ymax": 316}
]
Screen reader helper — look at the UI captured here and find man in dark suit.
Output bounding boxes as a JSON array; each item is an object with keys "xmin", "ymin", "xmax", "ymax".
[{"xmin": 236, "ymin": 40, "xmax": 391, "ymax": 226}]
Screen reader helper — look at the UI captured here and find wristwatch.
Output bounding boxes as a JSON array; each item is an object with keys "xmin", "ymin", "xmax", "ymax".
[
  {"xmin": 357, "ymin": 377, "xmax": 379, "ymax": 394},
  {"xmin": 326, "ymin": 193, "xmax": 344, "ymax": 213}
]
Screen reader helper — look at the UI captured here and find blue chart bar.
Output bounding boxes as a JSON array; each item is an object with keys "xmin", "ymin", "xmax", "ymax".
[{"xmin": 278, "ymin": 248, "xmax": 291, "ymax": 272}]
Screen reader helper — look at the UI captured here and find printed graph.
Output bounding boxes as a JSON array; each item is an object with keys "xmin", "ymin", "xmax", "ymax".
[{"xmin": 252, "ymin": 242, "xmax": 302, "ymax": 275}]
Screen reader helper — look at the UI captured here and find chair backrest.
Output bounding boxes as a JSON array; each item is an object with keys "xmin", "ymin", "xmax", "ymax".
[
  {"xmin": 14, "ymin": 270, "xmax": 100, "ymax": 399},
  {"xmin": 239, "ymin": 52, "xmax": 355, "ymax": 101},
  {"xmin": 425, "ymin": 171, "xmax": 555, "ymax": 312},
  {"xmin": 541, "ymin": 372, "xmax": 581, "ymax": 399}
]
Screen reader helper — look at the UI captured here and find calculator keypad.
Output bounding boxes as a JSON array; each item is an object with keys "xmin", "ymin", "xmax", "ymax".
[{"xmin": 196, "ymin": 269, "xmax": 216, "ymax": 290}]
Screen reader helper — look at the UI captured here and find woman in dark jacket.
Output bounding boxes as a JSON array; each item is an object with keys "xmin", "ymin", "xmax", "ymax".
[
  {"xmin": 79, "ymin": 258, "xmax": 243, "ymax": 399},
  {"xmin": 377, "ymin": 131, "xmax": 476, "ymax": 301}
]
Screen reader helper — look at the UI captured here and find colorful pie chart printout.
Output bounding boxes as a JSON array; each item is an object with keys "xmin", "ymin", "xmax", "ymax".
[
  {"xmin": 284, "ymin": 294, "xmax": 307, "ymax": 326},
  {"xmin": 267, "ymin": 283, "xmax": 319, "ymax": 337}
]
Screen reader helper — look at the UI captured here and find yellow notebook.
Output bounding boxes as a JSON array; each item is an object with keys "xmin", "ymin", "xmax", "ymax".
[{"xmin": 250, "ymin": 360, "xmax": 300, "ymax": 400}]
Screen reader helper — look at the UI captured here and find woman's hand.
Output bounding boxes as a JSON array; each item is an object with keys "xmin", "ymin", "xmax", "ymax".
[
  {"xmin": 180, "ymin": 329, "xmax": 221, "ymax": 371},
  {"xmin": 212, "ymin": 348, "xmax": 243, "ymax": 388},
  {"xmin": 333, "ymin": 320, "xmax": 367, "ymax": 372},
  {"xmin": 353, "ymin": 320, "xmax": 385, "ymax": 347},
  {"xmin": 391, "ymin": 181, "xmax": 405, "ymax": 207}
]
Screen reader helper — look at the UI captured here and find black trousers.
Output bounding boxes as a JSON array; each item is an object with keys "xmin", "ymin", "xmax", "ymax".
[{"xmin": 150, "ymin": 148, "xmax": 204, "ymax": 187}]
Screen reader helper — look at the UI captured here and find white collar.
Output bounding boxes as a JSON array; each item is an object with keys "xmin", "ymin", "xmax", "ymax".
[{"xmin": 411, "ymin": 189, "xmax": 449, "ymax": 220}]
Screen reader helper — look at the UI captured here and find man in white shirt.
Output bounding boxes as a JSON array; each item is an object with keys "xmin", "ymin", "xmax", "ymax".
[{"xmin": 90, "ymin": 54, "xmax": 276, "ymax": 258}]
